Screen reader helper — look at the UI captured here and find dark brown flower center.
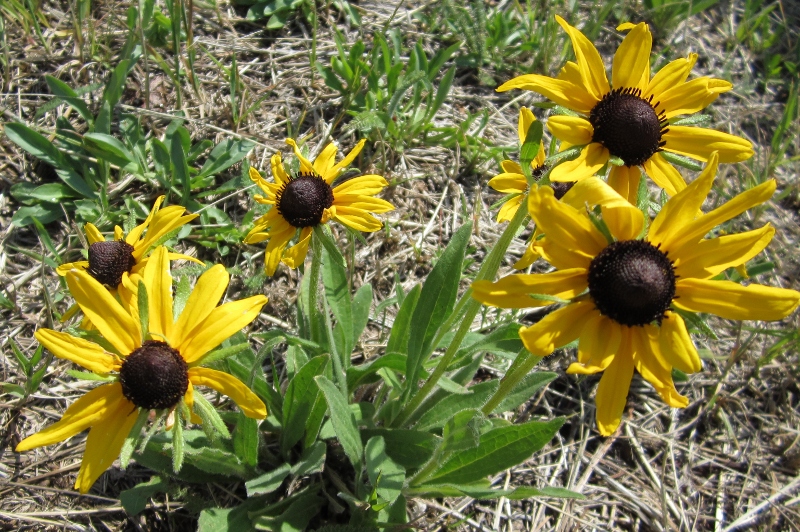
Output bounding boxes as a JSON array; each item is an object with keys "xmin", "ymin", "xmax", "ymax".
[
  {"xmin": 550, "ymin": 181, "xmax": 576, "ymax": 200},
  {"xmin": 277, "ymin": 172, "xmax": 334, "ymax": 228},
  {"xmin": 87, "ymin": 240, "xmax": 136, "ymax": 287},
  {"xmin": 587, "ymin": 240, "xmax": 675, "ymax": 326},
  {"xmin": 120, "ymin": 340, "xmax": 188, "ymax": 410},
  {"xmin": 589, "ymin": 88, "xmax": 668, "ymax": 167}
]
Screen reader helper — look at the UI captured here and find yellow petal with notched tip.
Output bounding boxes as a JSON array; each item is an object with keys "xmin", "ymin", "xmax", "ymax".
[
  {"xmin": 333, "ymin": 175, "xmax": 389, "ymax": 196},
  {"xmin": 35, "ymin": 329, "xmax": 121, "ymax": 373},
  {"xmin": 497, "ymin": 74, "xmax": 597, "ymax": 114},
  {"xmin": 550, "ymin": 143, "xmax": 609, "ymax": 183},
  {"xmin": 674, "ymin": 278, "xmax": 800, "ymax": 321},
  {"xmin": 642, "ymin": 153, "xmax": 687, "ymax": 197},
  {"xmin": 572, "ymin": 312, "xmax": 621, "ymax": 370},
  {"xmin": 56, "ymin": 261, "xmax": 90, "ymax": 277},
  {"xmin": 555, "ymin": 15, "xmax": 610, "ymax": 100},
  {"xmin": 141, "ymin": 246, "xmax": 173, "ymax": 340},
  {"xmin": 561, "ymin": 176, "xmax": 644, "ymax": 241},
  {"xmin": 675, "ymin": 224, "xmax": 774, "ymax": 280},
  {"xmin": 85, "ymin": 223, "xmax": 105, "ymax": 244},
  {"xmin": 658, "ymin": 77, "xmax": 732, "ymax": 119},
  {"xmin": 313, "ymin": 142, "xmax": 339, "ymax": 180},
  {"xmin": 282, "ymin": 227, "xmax": 313, "ymax": 268},
  {"xmin": 547, "ymin": 115, "xmax": 594, "ymax": 146},
  {"xmin": 612, "ymin": 21, "xmax": 651, "ymax": 92},
  {"xmin": 285, "ymin": 138, "xmax": 314, "ymax": 173},
  {"xmin": 488, "ymin": 173, "xmax": 527, "ymax": 194},
  {"xmin": 332, "ymin": 206, "xmax": 383, "ymax": 232},
  {"xmin": 517, "ymin": 107, "xmax": 536, "ymax": 145},
  {"xmin": 646, "ymin": 54, "xmax": 698, "ymax": 101},
  {"xmin": 328, "ymin": 139, "xmax": 366, "ymax": 184},
  {"xmin": 658, "ymin": 312, "xmax": 701, "ymax": 374},
  {"xmin": 663, "ymin": 126, "xmax": 754, "ymax": 163},
  {"xmin": 519, "ymin": 300, "xmax": 596, "ymax": 356},
  {"xmin": 595, "ymin": 334, "xmax": 635, "ymax": 436},
  {"xmin": 270, "ymin": 152, "xmax": 290, "ymax": 185},
  {"xmin": 126, "ymin": 196, "xmax": 165, "ymax": 245},
  {"xmin": 606, "ymin": 164, "xmax": 641, "ymax": 204},
  {"xmin": 188, "ymin": 367, "xmax": 267, "ymax": 419},
  {"xmin": 333, "ymin": 195, "xmax": 394, "ymax": 213},
  {"xmin": 632, "ymin": 327, "xmax": 689, "ymax": 408}
]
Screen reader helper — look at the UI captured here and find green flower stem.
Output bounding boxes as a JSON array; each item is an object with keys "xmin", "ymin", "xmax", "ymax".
[
  {"xmin": 481, "ymin": 348, "xmax": 543, "ymax": 415},
  {"xmin": 393, "ymin": 202, "xmax": 529, "ymax": 427},
  {"xmin": 308, "ymin": 228, "xmax": 323, "ymax": 343}
]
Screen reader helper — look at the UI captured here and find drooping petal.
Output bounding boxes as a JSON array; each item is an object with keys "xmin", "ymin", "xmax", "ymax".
[
  {"xmin": 180, "ymin": 295, "xmax": 268, "ymax": 364},
  {"xmin": 528, "ymin": 186, "xmax": 609, "ymax": 269},
  {"xmin": 556, "ymin": 15, "xmax": 610, "ymax": 100},
  {"xmin": 547, "ymin": 115, "xmax": 594, "ymax": 146},
  {"xmin": 674, "ymin": 278, "xmax": 800, "ymax": 321},
  {"xmin": 496, "ymin": 74, "xmax": 597, "ymax": 114},
  {"xmin": 549, "ymin": 143, "xmax": 609, "ymax": 183},
  {"xmin": 66, "ymin": 270, "xmax": 139, "ymax": 355},
  {"xmin": 496, "ymin": 195, "xmax": 523, "ymax": 223},
  {"xmin": 333, "ymin": 175, "xmax": 389, "ymax": 196},
  {"xmin": 674, "ymin": 224, "xmax": 775, "ymax": 280},
  {"xmin": 282, "ymin": 227, "xmax": 313, "ymax": 269},
  {"xmin": 173, "ymin": 264, "xmax": 230, "ymax": 349},
  {"xmin": 607, "ymin": 164, "xmax": 641, "ymax": 204},
  {"xmin": 518, "ymin": 300, "xmax": 597, "ymax": 355},
  {"xmin": 188, "ymin": 367, "xmax": 267, "ymax": 419},
  {"xmin": 262, "ymin": 220, "xmax": 296, "ymax": 276},
  {"xmin": 488, "ymin": 173, "xmax": 528, "ymax": 194},
  {"xmin": 16, "ymin": 383, "xmax": 125, "ymax": 451},
  {"xmin": 518, "ymin": 107, "xmax": 535, "ymax": 145},
  {"xmin": 513, "ymin": 236, "xmax": 541, "ymax": 270},
  {"xmin": 612, "ymin": 22, "xmax": 651, "ymax": 92},
  {"xmin": 141, "ymin": 246, "xmax": 173, "ymax": 340},
  {"xmin": 571, "ymin": 313, "xmax": 621, "ymax": 371},
  {"xmin": 646, "ymin": 54, "xmax": 698, "ymax": 100},
  {"xmin": 84, "ymin": 223, "xmax": 105, "ymax": 244},
  {"xmin": 642, "ymin": 153, "xmax": 687, "ymax": 197},
  {"xmin": 648, "ymin": 152, "xmax": 719, "ymax": 249},
  {"xmin": 285, "ymin": 138, "xmax": 314, "ymax": 173},
  {"xmin": 250, "ymin": 166, "xmax": 280, "ymax": 197},
  {"xmin": 662, "ymin": 126, "xmax": 754, "ymax": 163},
  {"xmin": 562, "ymin": 176, "xmax": 644, "ymax": 241},
  {"xmin": 658, "ymin": 312, "xmax": 701, "ymax": 374},
  {"xmin": 632, "ymin": 327, "xmax": 689, "ymax": 408},
  {"xmin": 658, "ymin": 77, "xmax": 733, "ymax": 119},
  {"xmin": 471, "ymin": 268, "xmax": 588, "ymax": 309},
  {"xmin": 270, "ymin": 152, "xmax": 290, "ymax": 185},
  {"xmin": 594, "ymin": 328, "xmax": 634, "ymax": 436},
  {"xmin": 75, "ymin": 393, "xmax": 139, "ymax": 493},
  {"xmin": 35, "ymin": 329, "xmax": 121, "ymax": 374}
]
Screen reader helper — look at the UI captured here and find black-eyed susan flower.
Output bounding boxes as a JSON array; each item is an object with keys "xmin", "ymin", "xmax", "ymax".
[
  {"xmin": 498, "ymin": 16, "xmax": 753, "ymax": 200},
  {"xmin": 472, "ymin": 153, "xmax": 799, "ymax": 435},
  {"xmin": 245, "ymin": 138, "xmax": 394, "ymax": 276},
  {"xmin": 17, "ymin": 247, "xmax": 267, "ymax": 493},
  {"xmin": 58, "ymin": 195, "xmax": 199, "ymax": 293}
]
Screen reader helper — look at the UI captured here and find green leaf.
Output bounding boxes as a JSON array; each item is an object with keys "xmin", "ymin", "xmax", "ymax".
[
  {"xmin": 291, "ymin": 441, "xmax": 326, "ymax": 477},
  {"xmin": 385, "ymin": 284, "xmax": 420, "ymax": 356},
  {"xmin": 233, "ymin": 414, "xmax": 259, "ymax": 468},
  {"xmin": 253, "ymin": 489, "xmax": 324, "ymax": 532},
  {"xmin": 83, "ymin": 133, "xmax": 141, "ymax": 173},
  {"xmin": 314, "ymin": 375, "xmax": 363, "ymax": 470},
  {"xmin": 12, "ymin": 204, "xmax": 64, "ymax": 226},
  {"xmin": 491, "ymin": 372, "xmax": 558, "ymax": 414},
  {"xmin": 119, "ymin": 476, "xmax": 168, "ymax": 515},
  {"xmin": 351, "ymin": 284, "xmax": 372, "ymax": 349},
  {"xmin": 322, "ymin": 245, "xmax": 354, "ymax": 355},
  {"xmin": 137, "ymin": 280, "xmax": 149, "ymax": 344},
  {"xmin": 410, "ymin": 483, "xmax": 584, "ymax": 500},
  {"xmin": 198, "ymin": 496, "xmax": 266, "ymax": 532},
  {"xmin": 172, "ymin": 409, "xmax": 184, "ymax": 473},
  {"xmin": 170, "ymin": 128, "xmax": 191, "ymax": 204},
  {"xmin": 415, "ymin": 380, "xmax": 498, "ymax": 431},
  {"xmin": 346, "ymin": 353, "xmax": 407, "ymax": 391},
  {"xmin": 423, "ymin": 418, "xmax": 564, "ymax": 485},
  {"xmin": 45, "ymin": 76, "xmax": 94, "ymax": 126},
  {"xmin": 246, "ymin": 464, "xmax": 291, "ymax": 497},
  {"xmin": 519, "ymin": 120, "xmax": 543, "ymax": 182},
  {"xmin": 365, "ymin": 437, "xmax": 405, "ymax": 505},
  {"xmin": 198, "ymin": 138, "xmax": 256, "ymax": 177},
  {"xmin": 192, "ymin": 392, "xmax": 232, "ymax": 440},
  {"xmin": 405, "ymin": 223, "xmax": 472, "ymax": 391},
  {"xmin": 425, "ymin": 66, "xmax": 455, "ymax": 122},
  {"xmin": 660, "ymin": 150, "xmax": 703, "ymax": 171},
  {"xmin": 281, "ymin": 355, "xmax": 329, "ymax": 453},
  {"xmin": 360, "ymin": 429, "xmax": 439, "ymax": 469},
  {"xmin": 11, "ymin": 182, "xmax": 77, "ymax": 203},
  {"xmin": 441, "ymin": 409, "xmax": 487, "ymax": 453}
]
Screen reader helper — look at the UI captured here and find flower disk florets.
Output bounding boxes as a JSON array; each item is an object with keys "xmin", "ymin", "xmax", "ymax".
[
  {"xmin": 589, "ymin": 88, "xmax": 668, "ymax": 167},
  {"xmin": 87, "ymin": 241, "xmax": 136, "ymax": 287},
  {"xmin": 120, "ymin": 340, "xmax": 189, "ymax": 410},
  {"xmin": 277, "ymin": 172, "xmax": 335, "ymax": 228},
  {"xmin": 588, "ymin": 240, "xmax": 676, "ymax": 326}
]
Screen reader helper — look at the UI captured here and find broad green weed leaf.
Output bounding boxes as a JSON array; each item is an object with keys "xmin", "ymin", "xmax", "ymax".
[
  {"xmin": 119, "ymin": 476, "xmax": 168, "ymax": 515},
  {"xmin": 491, "ymin": 372, "xmax": 558, "ymax": 414},
  {"xmin": 385, "ymin": 284, "xmax": 420, "ymax": 356},
  {"xmin": 415, "ymin": 380, "xmax": 498, "ymax": 431},
  {"xmin": 322, "ymin": 245, "xmax": 354, "ymax": 355},
  {"xmin": 315, "ymin": 375, "xmax": 363, "ymax": 470},
  {"xmin": 198, "ymin": 138, "xmax": 255, "ymax": 177},
  {"xmin": 281, "ymin": 355, "xmax": 329, "ymax": 453},
  {"xmin": 246, "ymin": 464, "xmax": 291, "ymax": 497},
  {"xmin": 366, "ymin": 437, "xmax": 405, "ymax": 505},
  {"xmin": 83, "ymin": 133, "xmax": 141, "ymax": 173},
  {"xmin": 45, "ymin": 76, "xmax": 94, "ymax": 125},
  {"xmin": 360, "ymin": 429, "xmax": 439, "ymax": 469},
  {"xmin": 233, "ymin": 414, "xmax": 259, "ymax": 468}
]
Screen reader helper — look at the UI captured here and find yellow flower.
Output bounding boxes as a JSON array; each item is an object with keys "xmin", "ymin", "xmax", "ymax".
[
  {"xmin": 472, "ymin": 153, "xmax": 799, "ymax": 435},
  {"xmin": 17, "ymin": 247, "xmax": 268, "ymax": 493},
  {"xmin": 498, "ymin": 16, "xmax": 753, "ymax": 201},
  {"xmin": 245, "ymin": 138, "xmax": 394, "ymax": 276},
  {"xmin": 57, "ymin": 195, "xmax": 200, "ymax": 294}
]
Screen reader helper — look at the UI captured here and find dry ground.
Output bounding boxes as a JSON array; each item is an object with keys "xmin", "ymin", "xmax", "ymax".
[{"xmin": 1, "ymin": 0, "xmax": 800, "ymax": 530}]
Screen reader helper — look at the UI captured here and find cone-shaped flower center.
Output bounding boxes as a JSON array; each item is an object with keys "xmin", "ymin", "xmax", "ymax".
[
  {"xmin": 120, "ymin": 340, "xmax": 189, "ymax": 410},
  {"xmin": 550, "ymin": 181, "xmax": 575, "ymax": 200},
  {"xmin": 277, "ymin": 172, "xmax": 335, "ymax": 227},
  {"xmin": 589, "ymin": 88, "xmax": 668, "ymax": 167},
  {"xmin": 588, "ymin": 240, "xmax": 675, "ymax": 326},
  {"xmin": 87, "ymin": 241, "xmax": 136, "ymax": 287}
]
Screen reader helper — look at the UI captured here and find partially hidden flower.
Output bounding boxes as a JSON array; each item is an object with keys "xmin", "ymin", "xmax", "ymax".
[
  {"xmin": 17, "ymin": 247, "xmax": 268, "ymax": 493},
  {"xmin": 58, "ymin": 195, "xmax": 200, "ymax": 296},
  {"xmin": 245, "ymin": 138, "xmax": 394, "ymax": 276},
  {"xmin": 498, "ymin": 16, "xmax": 753, "ymax": 201},
  {"xmin": 472, "ymin": 153, "xmax": 799, "ymax": 435}
]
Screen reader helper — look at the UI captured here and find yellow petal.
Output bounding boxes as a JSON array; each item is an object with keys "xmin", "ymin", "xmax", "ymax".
[
  {"xmin": 188, "ymin": 367, "xmax": 267, "ymax": 419},
  {"xmin": 675, "ymin": 224, "xmax": 775, "ymax": 280},
  {"xmin": 285, "ymin": 138, "xmax": 314, "ymax": 173},
  {"xmin": 496, "ymin": 195, "xmax": 523, "ymax": 223},
  {"xmin": 471, "ymin": 268, "xmax": 588, "ymax": 309},
  {"xmin": 501, "ymin": 160, "xmax": 523, "ymax": 174},
  {"xmin": 646, "ymin": 54, "xmax": 698, "ymax": 100},
  {"xmin": 313, "ymin": 142, "xmax": 339, "ymax": 179},
  {"xmin": 562, "ymin": 175, "xmax": 644, "ymax": 241},
  {"xmin": 658, "ymin": 312, "xmax": 701, "ymax": 373},
  {"xmin": 657, "ymin": 77, "xmax": 733, "ymax": 119},
  {"xmin": 16, "ymin": 382, "xmax": 125, "ymax": 451},
  {"xmin": 497, "ymin": 74, "xmax": 597, "ymax": 114},
  {"xmin": 66, "ymin": 270, "xmax": 139, "ymax": 355},
  {"xmin": 647, "ymin": 152, "xmax": 719, "ymax": 249},
  {"xmin": 519, "ymin": 300, "xmax": 596, "ymax": 355},
  {"xmin": 84, "ymin": 223, "xmax": 105, "ymax": 244},
  {"xmin": 594, "ymin": 328, "xmax": 634, "ymax": 436},
  {"xmin": 674, "ymin": 278, "xmax": 800, "ymax": 321},
  {"xmin": 488, "ymin": 173, "xmax": 528, "ymax": 194},
  {"xmin": 126, "ymin": 196, "xmax": 165, "ymax": 244},
  {"xmin": 663, "ymin": 126, "xmax": 754, "ymax": 163},
  {"xmin": 517, "ymin": 106, "xmax": 536, "ymax": 146},
  {"xmin": 263, "ymin": 220, "xmax": 296, "ymax": 276},
  {"xmin": 173, "ymin": 264, "xmax": 230, "ymax": 348},
  {"xmin": 632, "ymin": 326, "xmax": 689, "ymax": 408},
  {"xmin": 550, "ymin": 143, "xmax": 609, "ymax": 183},
  {"xmin": 571, "ymin": 313, "xmax": 621, "ymax": 371},
  {"xmin": 528, "ymin": 186, "xmax": 609, "ymax": 269},
  {"xmin": 642, "ymin": 153, "xmax": 687, "ymax": 197},
  {"xmin": 75, "ymin": 394, "xmax": 139, "ymax": 493},
  {"xmin": 133, "ymin": 206, "xmax": 198, "ymax": 261},
  {"xmin": 612, "ymin": 22, "xmax": 651, "ymax": 92},
  {"xmin": 141, "ymin": 246, "xmax": 173, "ymax": 340},
  {"xmin": 333, "ymin": 174, "xmax": 389, "ymax": 196},
  {"xmin": 180, "ymin": 295, "xmax": 268, "ymax": 363},
  {"xmin": 282, "ymin": 227, "xmax": 313, "ymax": 268},
  {"xmin": 35, "ymin": 329, "xmax": 121, "ymax": 373},
  {"xmin": 555, "ymin": 15, "xmax": 610, "ymax": 100},
  {"xmin": 328, "ymin": 139, "xmax": 366, "ymax": 184},
  {"xmin": 332, "ymin": 206, "xmax": 383, "ymax": 232},
  {"xmin": 513, "ymin": 236, "xmax": 542, "ymax": 270},
  {"xmin": 333, "ymin": 195, "xmax": 395, "ymax": 214},
  {"xmin": 57, "ymin": 261, "xmax": 89, "ymax": 277},
  {"xmin": 270, "ymin": 152, "xmax": 290, "ymax": 185},
  {"xmin": 547, "ymin": 115, "xmax": 594, "ymax": 146}
]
